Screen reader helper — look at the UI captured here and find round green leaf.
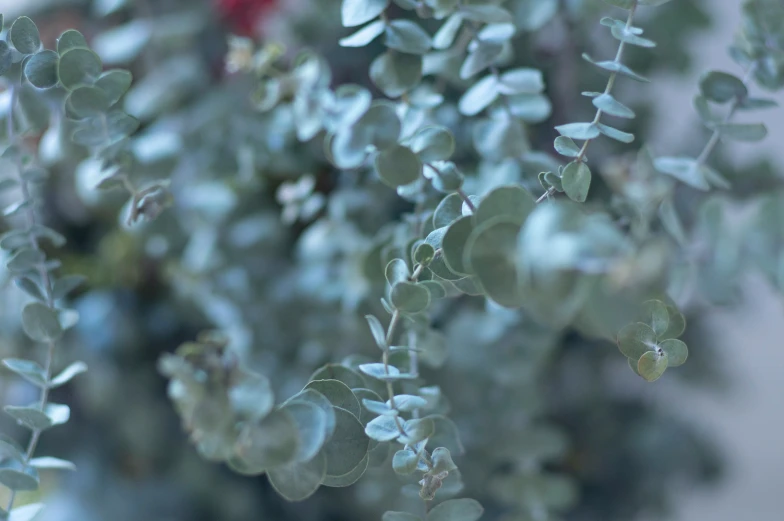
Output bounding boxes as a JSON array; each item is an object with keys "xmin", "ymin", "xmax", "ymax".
[
  {"xmin": 360, "ymin": 101, "xmax": 401, "ymax": 150},
  {"xmin": 475, "ymin": 185, "xmax": 535, "ymax": 226},
  {"xmin": 281, "ymin": 401, "xmax": 328, "ymax": 462},
  {"xmin": 24, "ymin": 51, "xmax": 59, "ymax": 89},
  {"xmin": 304, "ymin": 379, "xmax": 361, "ymax": 419},
  {"xmin": 21, "ymin": 303, "xmax": 63, "ymax": 343},
  {"xmin": 411, "ymin": 126, "xmax": 455, "ymax": 162},
  {"xmin": 386, "ymin": 258, "xmax": 411, "ymax": 286},
  {"xmin": 390, "ymin": 281, "xmax": 431, "ymax": 313},
  {"xmin": 228, "ymin": 369, "xmax": 274, "ymax": 422},
  {"xmin": 637, "ymin": 350, "xmax": 668, "ymax": 382},
  {"xmin": 699, "ymin": 70, "xmax": 747, "ymax": 103},
  {"xmin": 442, "ymin": 216, "xmax": 473, "ymax": 276},
  {"xmin": 10, "ymin": 17, "xmax": 41, "ymax": 55},
  {"xmin": 428, "ymin": 498, "xmax": 484, "ymax": 521},
  {"xmin": 659, "ymin": 339, "xmax": 688, "ymax": 367},
  {"xmin": 57, "ymin": 29, "xmax": 89, "ymax": 55},
  {"xmin": 375, "ymin": 145, "xmax": 422, "ymax": 188},
  {"xmin": 58, "ymin": 48, "xmax": 103, "ymax": 90},
  {"xmin": 392, "ymin": 449, "xmax": 418, "ymax": 474},
  {"xmin": 617, "ymin": 322, "xmax": 656, "ymax": 360},
  {"xmin": 464, "ymin": 217, "xmax": 524, "ymax": 308},
  {"xmin": 0, "ymin": 41, "xmax": 13, "ymax": 76},
  {"xmin": 341, "ymin": 0, "xmax": 388, "ymax": 27},
  {"xmin": 267, "ymin": 451, "xmax": 326, "ymax": 501},
  {"xmin": 370, "ymin": 51, "xmax": 422, "ymax": 98},
  {"xmin": 236, "ymin": 409, "xmax": 300, "ymax": 470},
  {"xmin": 310, "ymin": 364, "xmax": 366, "ymax": 390},
  {"xmin": 433, "ymin": 193, "xmax": 463, "ymax": 228},
  {"xmin": 67, "ymin": 86, "xmax": 111, "ymax": 118},
  {"xmin": 0, "ymin": 465, "xmax": 39, "ymax": 491},
  {"xmin": 321, "ymin": 406, "xmax": 369, "ymax": 477},
  {"xmin": 322, "ymin": 452, "xmax": 369, "ymax": 487},
  {"xmin": 641, "ymin": 299, "xmax": 669, "ymax": 337},
  {"xmin": 384, "ymin": 20, "xmax": 432, "ymax": 55},
  {"xmin": 414, "ymin": 243, "xmax": 435, "ymax": 265},
  {"xmin": 95, "ymin": 69, "xmax": 133, "ymax": 105},
  {"xmin": 562, "ymin": 161, "xmax": 591, "ymax": 203},
  {"xmin": 661, "ymin": 305, "xmax": 686, "ymax": 339},
  {"xmin": 285, "ymin": 389, "xmax": 337, "ymax": 439}
]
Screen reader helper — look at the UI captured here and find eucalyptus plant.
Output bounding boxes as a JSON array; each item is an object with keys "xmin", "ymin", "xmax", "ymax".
[{"xmin": 1, "ymin": 0, "xmax": 783, "ymax": 520}]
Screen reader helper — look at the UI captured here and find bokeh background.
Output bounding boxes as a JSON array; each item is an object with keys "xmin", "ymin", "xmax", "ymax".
[{"xmin": 1, "ymin": 0, "xmax": 782, "ymax": 520}]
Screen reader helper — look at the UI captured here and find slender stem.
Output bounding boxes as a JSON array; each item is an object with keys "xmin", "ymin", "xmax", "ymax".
[
  {"xmin": 574, "ymin": 1, "xmax": 637, "ymax": 165},
  {"xmin": 694, "ymin": 62, "xmax": 758, "ymax": 169},
  {"xmin": 425, "ymin": 163, "xmax": 476, "ymax": 213},
  {"xmin": 4, "ymin": 85, "xmax": 60, "ymax": 514}
]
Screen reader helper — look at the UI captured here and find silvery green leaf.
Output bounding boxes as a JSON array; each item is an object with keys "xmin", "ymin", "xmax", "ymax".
[
  {"xmin": 637, "ymin": 350, "xmax": 668, "ymax": 382},
  {"xmin": 57, "ymin": 30, "xmax": 88, "ymax": 55},
  {"xmin": 653, "ymin": 156, "xmax": 709, "ymax": 190},
  {"xmin": 10, "ymin": 17, "xmax": 41, "ymax": 55},
  {"xmin": 236, "ymin": 409, "xmax": 300, "ymax": 469},
  {"xmin": 0, "ymin": 464, "xmax": 39, "ymax": 491},
  {"xmin": 458, "ymin": 75, "xmax": 498, "ymax": 116},
  {"xmin": 505, "ymin": 93, "xmax": 551, "ymax": 123},
  {"xmin": 410, "ymin": 126, "xmax": 455, "ymax": 162},
  {"xmin": 14, "ymin": 277, "xmax": 45, "ymax": 302},
  {"xmin": 365, "ymin": 315, "xmax": 387, "ymax": 350},
  {"xmin": 392, "ymin": 449, "xmax": 418, "ymax": 474},
  {"xmin": 617, "ymin": 322, "xmax": 656, "ymax": 360},
  {"xmin": 370, "ymin": 51, "xmax": 423, "ymax": 98},
  {"xmin": 433, "ymin": 13, "xmax": 463, "ymax": 49},
  {"xmin": 29, "ymin": 457, "xmax": 76, "ymax": 471},
  {"xmin": 431, "ymin": 447, "xmax": 457, "ymax": 473},
  {"xmin": 281, "ymin": 401, "xmax": 328, "ymax": 462},
  {"xmin": 592, "ymin": 93, "xmax": 635, "ymax": 118},
  {"xmin": 390, "ymin": 282, "xmax": 431, "ymax": 313},
  {"xmin": 497, "ymin": 67, "xmax": 544, "ymax": 95},
  {"xmin": 358, "ymin": 363, "xmax": 412, "ymax": 381},
  {"xmin": 321, "ymin": 452, "xmax": 369, "ymax": 487},
  {"xmin": 4, "ymin": 403, "xmax": 70, "ymax": 431},
  {"xmin": 513, "ymin": 0, "xmax": 557, "ymax": 31},
  {"xmin": 342, "ymin": 0, "xmax": 389, "ymax": 27},
  {"xmin": 22, "ymin": 303, "xmax": 63, "ymax": 343},
  {"xmin": 58, "ymin": 48, "xmax": 103, "ymax": 90},
  {"xmin": 658, "ymin": 198, "xmax": 687, "ymax": 247},
  {"xmin": 0, "ymin": 41, "xmax": 12, "ymax": 75},
  {"xmin": 385, "ymin": 20, "xmax": 432, "ymax": 55},
  {"xmin": 340, "ymin": 20, "xmax": 386, "ymax": 47},
  {"xmin": 375, "ymin": 145, "xmax": 422, "ymax": 188},
  {"xmin": 321, "ymin": 406, "xmax": 369, "ymax": 477},
  {"xmin": 433, "ymin": 193, "xmax": 463, "ymax": 228},
  {"xmin": 641, "ymin": 300, "xmax": 669, "ymax": 337},
  {"xmin": 2, "ymin": 359, "xmax": 47, "ymax": 387},
  {"xmin": 555, "ymin": 122, "xmax": 599, "ymax": 140},
  {"xmin": 660, "ymin": 339, "xmax": 688, "ymax": 367},
  {"xmin": 610, "ymin": 25, "xmax": 656, "ymax": 48},
  {"xmin": 699, "ymin": 70, "xmax": 747, "ymax": 103},
  {"xmin": 427, "ymin": 498, "xmax": 484, "ymax": 521},
  {"xmin": 582, "ymin": 53, "xmax": 649, "ymax": 82},
  {"xmin": 596, "ymin": 123, "xmax": 634, "ymax": 143},
  {"xmin": 459, "ymin": 42, "xmax": 503, "ymax": 79},
  {"xmin": 95, "ymin": 69, "xmax": 133, "ymax": 105},
  {"xmin": 717, "ymin": 122, "xmax": 768, "ymax": 142},
  {"xmin": 399, "ymin": 417, "xmax": 434, "ymax": 444},
  {"xmin": 477, "ymin": 23, "xmax": 516, "ymax": 43},
  {"xmin": 737, "ymin": 97, "xmax": 778, "ymax": 110},
  {"xmin": 389, "ymin": 395, "xmax": 427, "ymax": 412},
  {"xmin": 305, "ymin": 379, "xmax": 362, "ymax": 419},
  {"xmin": 459, "ymin": 5, "xmax": 513, "ymax": 24},
  {"xmin": 24, "ymin": 50, "xmax": 59, "ymax": 89},
  {"xmin": 362, "ymin": 399, "xmax": 396, "ymax": 416},
  {"xmin": 365, "ymin": 414, "xmax": 400, "ymax": 441},
  {"xmin": 554, "ymin": 136, "xmax": 580, "ymax": 157},
  {"xmin": 267, "ymin": 452, "xmax": 326, "ymax": 501}
]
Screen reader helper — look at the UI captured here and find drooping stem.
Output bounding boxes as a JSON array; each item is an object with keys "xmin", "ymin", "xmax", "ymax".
[{"xmin": 4, "ymin": 85, "xmax": 61, "ymax": 513}]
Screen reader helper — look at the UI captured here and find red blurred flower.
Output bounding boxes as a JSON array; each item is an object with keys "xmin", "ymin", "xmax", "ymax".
[{"xmin": 216, "ymin": 0, "xmax": 278, "ymax": 36}]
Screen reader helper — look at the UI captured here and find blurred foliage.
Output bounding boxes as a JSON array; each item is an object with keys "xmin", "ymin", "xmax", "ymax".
[{"xmin": 1, "ymin": 0, "xmax": 783, "ymax": 520}]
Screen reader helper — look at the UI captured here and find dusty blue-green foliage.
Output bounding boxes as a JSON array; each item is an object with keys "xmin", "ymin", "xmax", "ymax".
[{"xmin": 0, "ymin": 0, "xmax": 781, "ymax": 520}]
